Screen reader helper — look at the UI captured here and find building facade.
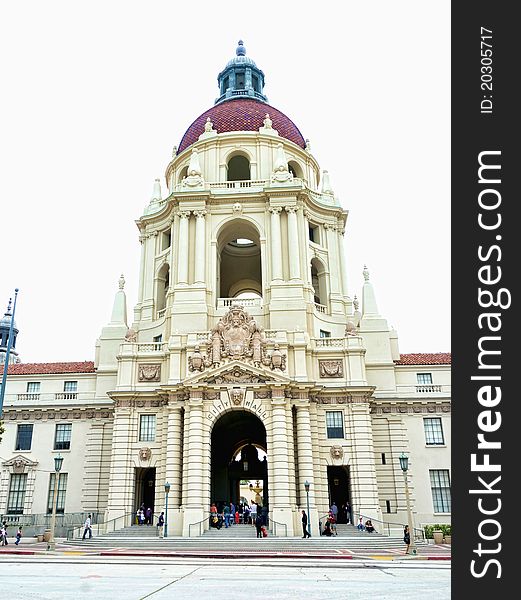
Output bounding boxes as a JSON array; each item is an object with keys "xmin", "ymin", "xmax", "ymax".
[{"xmin": 0, "ymin": 42, "xmax": 451, "ymax": 536}]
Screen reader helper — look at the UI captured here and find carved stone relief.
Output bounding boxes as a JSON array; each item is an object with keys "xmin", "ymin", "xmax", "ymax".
[
  {"xmin": 319, "ymin": 360, "xmax": 343, "ymax": 378},
  {"xmin": 138, "ymin": 364, "xmax": 161, "ymax": 382}
]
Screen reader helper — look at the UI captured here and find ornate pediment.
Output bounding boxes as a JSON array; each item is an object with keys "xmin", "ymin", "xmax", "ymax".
[
  {"xmin": 2, "ymin": 455, "xmax": 39, "ymax": 472},
  {"xmin": 183, "ymin": 359, "xmax": 291, "ymax": 386}
]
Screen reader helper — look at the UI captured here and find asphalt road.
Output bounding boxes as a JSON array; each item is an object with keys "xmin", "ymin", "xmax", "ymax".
[{"xmin": 0, "ymin": 556, "xmax": 450, "ymax": 599}]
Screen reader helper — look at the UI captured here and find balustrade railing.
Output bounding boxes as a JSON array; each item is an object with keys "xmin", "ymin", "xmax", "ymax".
[
  {"xmin": 156, "ymin": 308, "xmax": 166, "ymax": 319},
  {"xmin": 315, "ymin": 337, "xmax": 344, "ymax": 347},
  {"xmin": 217, "ymin": 297, "xmax": 262, "ymax": 309},
  {"xmin": 314, "ymin": 302, "xmax": 327, "ymax": 313},
  {"xmin": 137, "ymin": 342, "xmax": 165, "ymax": 352},
  {"xmin": 416, "ymin": 384, "xmax": 443, "ymax": 393}
]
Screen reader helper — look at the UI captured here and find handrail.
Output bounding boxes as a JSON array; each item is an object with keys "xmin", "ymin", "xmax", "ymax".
[
  {"xmin": 188, "ymin": 511, "xmax": 211, "ymax": 537},
  {"xmin": 357, "ymin": 514, "xmax": 425, "ymax": 540},
  {"xmin": 267, "ymin": 516, "xmax": 287, "ymax": 537},
  {"xmin": 66, "ymin": 511, "xmax": 135, "ymax": 541}
]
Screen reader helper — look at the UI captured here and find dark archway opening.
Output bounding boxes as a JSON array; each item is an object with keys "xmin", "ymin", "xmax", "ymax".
[
  {"xmin": 134, "ymin": 467, "xmax": 156, "ymax": 522},
  {"xmin": 327, "ymin": 465, "xmax": 351, "ymax": 523},
  {"xmin": 211, "ymin": 410, "xmax": 268, "ymax": 512}
]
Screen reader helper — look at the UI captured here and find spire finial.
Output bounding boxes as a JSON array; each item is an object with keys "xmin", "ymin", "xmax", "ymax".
[
  {"xmin": 353, "ymin": 295, "xmax": 359, "ymax": 311},
  {"xmin": 119, "ymin": 274, "xmax": 125, "ymax": 290},
  {"xmin": 236, "ymin": 40, "xmax": 246, "ymax": 56},
  {"xmin": 6, "ymin": 298, "xmax": 12, "ymax": 315},
  {"xmin": 363, "ymin": 265, "xmax": 370, "ymax": 281}
]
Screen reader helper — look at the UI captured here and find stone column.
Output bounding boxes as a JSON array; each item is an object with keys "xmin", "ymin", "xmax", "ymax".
[
  {"xmin": 165, "ymin": 400, "xmax": 183, "ymax": 508},
  {"xmin": 106, "ymin": 404, "xmax": 135, "ymax": 522},
  {"xmin": 270, "ymin": 388, "xmax": 294, "ymax": 535},
  {"xmin": 337, "ymin": 226, "xmax": 349, "ymax": 298},
  {"xmin": 325, "ymin": 224, "xmax": 341, "ymax": 294},
  {"xmin": 194, "ymin": 210, "xmax": 207, "ymax": 284},
  {"xmin": 349, "ymin": 396, "xmax": 382, "ymax": 523},
  {"xmin": 285, "ymin": 206, "xmax": 300, "ymax": 280},
  {"xmin": 269, "ymin": 206, "xmax": 283, "ymax": 281},
  {"xmin": 183, "ymin": 390, "xmax": 205, "ymax": 535},
  {"xmin": 177, "ymin": 210, "xmax": 191, "ymax": 284}
]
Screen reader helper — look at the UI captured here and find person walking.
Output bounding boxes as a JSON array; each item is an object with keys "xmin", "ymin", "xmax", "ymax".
[
  {"xmin": 157, "ymin": 512, "xmax": 165, "ymax": 536},
  {"xmin": 15, "ymin": 525, "xmax": 22, "ymax": 546},
  {"xmin": 250, "ymin": 501, "xmax": 257, "ymax": 527},
  {"xmin": 82, "ymin": 514, "xmax": 92, "ymax": 540},
  {"xmin": 255, "ymin": 514, "xmax": 263, "ymax": 538},
  {"xmin": 223, "ymin": 503, "xmax": 231, "ymax": 528},
  {"xmin": 1, "ymin": 521, "xmax": 8, "ymax": 545},
  {"xmin": 403, "ymin": 525, "xmax": 411, "ymax": 554},
  {"xmin": 301, "ymin": 510, "xmax": 311, "ymax": 538}
]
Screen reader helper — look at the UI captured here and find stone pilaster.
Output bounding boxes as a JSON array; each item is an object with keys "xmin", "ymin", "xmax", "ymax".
[{"xmin": 82, "ymin": 421, "xmax": 113, "ymax": 512}]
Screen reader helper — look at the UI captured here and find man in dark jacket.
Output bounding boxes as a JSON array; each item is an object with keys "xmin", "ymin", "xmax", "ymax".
[{"xmin": 301, "ymin": 510, "xmax": 311, "ymax": 538}]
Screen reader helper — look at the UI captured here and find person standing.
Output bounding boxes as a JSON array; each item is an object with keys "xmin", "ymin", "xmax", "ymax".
[
  {"xmin": 229, "ymin": 502, "xmax": 235, "ymax": 526},
  {"xmin": 157, "ymin": 512, "xmax": 164, "ymax": 530},
  {"xmin": 15, "ymin": 525, "xmax": 22, "ymax": 546},
  {"xmin": 255, "ymin": 513, "xmax": 263, "ymax": 538},
  {"xmin": 1, "ymin": 521, "xmax": 8, "ymax": 545},
  {"xmin": 250, "ymin": 501, "xmax": 257, "ymax": 527},
  {"xmin": 301, "ymin": 510, "xmax": 311, "ymax": 538},
  {"xmin": 330, "ymin": 502, "xmax": 338, "ymax": 521},
  {"xmin": 403, "ymin": 525, "xmax": 411, "ymax": 554},
  {"xmin": 344, "ymin": 501, "xmax": 351, "ymax": 524},
  {"xmin": 145, "ymin": 507, "xmax": 152, "ymax": 525},
  {"xmin": 82, "ymin": 514, "xmax": 92, "ymax": 540}
]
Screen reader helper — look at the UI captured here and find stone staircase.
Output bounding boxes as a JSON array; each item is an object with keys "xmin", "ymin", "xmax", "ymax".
[{"xmin": 68, "ymin": 521, "xmax": 426, "ymax": 551}]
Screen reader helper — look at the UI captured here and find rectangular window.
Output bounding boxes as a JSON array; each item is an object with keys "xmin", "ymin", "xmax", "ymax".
[
  {"xmin": 417, "ymin": 373, "xmax": 433, "ymax": 385},
  {"xmin": 386, "ymin": 500, "xmax": 391, "ymax": 513},
  {"xmin": 381, "ymin": 452, "xmax": 386, "ymax": 465},
  {"xmin": 326, "ymin": 411, "xmax": 344, "ymax": 439},
  {"xmin": 27, "ymin": 381, "xmax": 40, "ymax": 393},
  {"xmin": 15, "ymin": 424, "xmax": 33, "ymax": 451},
  {"xmin": 430, "ymin": 469, "xmax": 451, "ymax": 513},
  {"xmin": 424, "ymin": 417, "xmax": 445, "ymax": 445},
  {"xmin": 309, "ymin": 224, "xmax": 319, "ymax": 243},
  {"xmin": 63, "ymin": 381, "xmax": 78, "ymax": 392},
  {"xmin": 54, "ymin": 423, "xmax": 72, "ymax": 450},
  {"xmin": 47, "ymin": 473, "xmax": 68, "ymax": 514},
  {"xmin": 7, "ymin": 473, "xmax": 27, "ymax": 514},
  {"xmin": 319, "ymin": 330, "xmax": 331, "ymax": 338},
  {"xmin": 139, "ymin": 414, "xmax": 156, "ymax": 442},
  {"xmin": 162, "ymin": 230, "xmax": 171, "ymax": 251}
]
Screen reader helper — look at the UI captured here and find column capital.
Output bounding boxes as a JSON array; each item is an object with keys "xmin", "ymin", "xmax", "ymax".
[
  {"xmin": 194, "ymin": 209, "xmax": 207, "ymax": 219},
  {"xmin": 285, "ymin": 205, "xmax": 299, "ymax": 214},
  {"xmin": 268, "ymin": 206, "xmax": 282, "ymax": 215},
  {"xmin": 188, "ymin": 389, "xmax": 204, "ymax": 405},
  {"xmin": 177, "ymin": 210, "xmax": 191, "ymax": 219}
]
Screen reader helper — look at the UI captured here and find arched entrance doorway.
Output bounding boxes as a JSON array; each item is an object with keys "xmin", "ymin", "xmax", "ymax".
[{"xmin": 211, "ymin": 410, "xmax": 268, "ymax": 513}]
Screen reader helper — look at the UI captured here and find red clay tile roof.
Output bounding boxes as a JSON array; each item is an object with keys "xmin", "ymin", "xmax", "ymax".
[
  {"xmin": 7, "ymin": 361, "xmax": 96, "ymax": 375},
  {"xmin": 178, "ymin": 98, "xmax": 306, "ymax": 154},
  {"xmin": 395, "ymin": 353, "xmax": 451, "ymax": 365}
]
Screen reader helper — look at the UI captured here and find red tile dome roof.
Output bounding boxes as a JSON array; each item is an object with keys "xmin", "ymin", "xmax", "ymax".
[{"xmin": 178, "ymin": 98, "xmax": 306, "ymax": 154}]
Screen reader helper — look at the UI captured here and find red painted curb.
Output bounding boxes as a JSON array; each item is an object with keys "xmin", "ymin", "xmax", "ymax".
[{"xmin": 0, "ymin": 549, "xmax": 36, "ymax": 555}]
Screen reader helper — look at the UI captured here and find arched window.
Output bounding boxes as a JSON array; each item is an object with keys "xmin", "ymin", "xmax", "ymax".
[
  {"xmin": 156, "ymin": 263, "xmax": 170, "ymax": 314},
  {"xmin": 311, "ymin": 258, "xmax": 327, "ymax": 308},
  {"xmin": 227, "ymin": 155, "xmax": 251, "ymax": 181},
  {"xmin": 288, "ymin": 160, "xmax": 303, "ymax": 180},
  {"xmin": 178, "ymin": 166, "xmax": 188, "ymax": 183},
  {"xmin": 217, "ymin": 221, "xmax": 262, "ymax": 305}
]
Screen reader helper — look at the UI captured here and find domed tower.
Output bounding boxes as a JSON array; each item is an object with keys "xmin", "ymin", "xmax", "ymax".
[
  {"xmin": 0, "ymin": 298, "xmax": 20, "ymax": 365},
  {"xmin": 109, "ymin": 42, "xmax": 382, "ymax": 536}
]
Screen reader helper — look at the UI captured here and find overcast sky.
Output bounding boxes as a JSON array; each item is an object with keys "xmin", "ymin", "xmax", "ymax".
[{"xmin": 0, "ymin": 1, "xmax": 450, "ymax": 363}]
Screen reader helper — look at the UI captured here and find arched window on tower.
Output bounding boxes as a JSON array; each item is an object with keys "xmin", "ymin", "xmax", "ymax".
[
  {"xmin": 227, "ymin": 154, "xmax": 251, "ymax": 181},
  {"xmin": 156, "ymin": 263, "xmax": 170, "ymax": 317},
  {"xmin": 311, "ymin": 257, "xmax": 328, "ymax": 311},
  {"xmin": 216, "ymin": 220, "xmax": 262, "ymax": 309},
  {"xmin": 288, "ymin": 160, "xmax": 304, "ymax": 181},
  {"xmin": 178, "ymin": 165, "xmax": 188, "ymax": 183}
]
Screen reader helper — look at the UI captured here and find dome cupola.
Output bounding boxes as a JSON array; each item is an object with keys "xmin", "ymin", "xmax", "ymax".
[{"xmin": 215, "ymin": 40, "xmax": 268, "ymax": 105}]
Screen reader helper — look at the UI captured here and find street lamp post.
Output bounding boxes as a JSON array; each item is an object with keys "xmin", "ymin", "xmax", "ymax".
[
  {"xmin": 164, "ymin": 482, "xmax": 171, "ymax": 538},
  {"xmin": 304, "ymin": 480, "xmax": 311, "ymax": 537},
  {"xmin": 0, "ymin": 288, "xmax": 19, "ymax": 417},
  {"xmin": 47, "ymin": 454, "xmax": 64, "ymax": 551},
  {"xmin": 399, "ymin": 452, "xmax": 417, "ymax": 555}
]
